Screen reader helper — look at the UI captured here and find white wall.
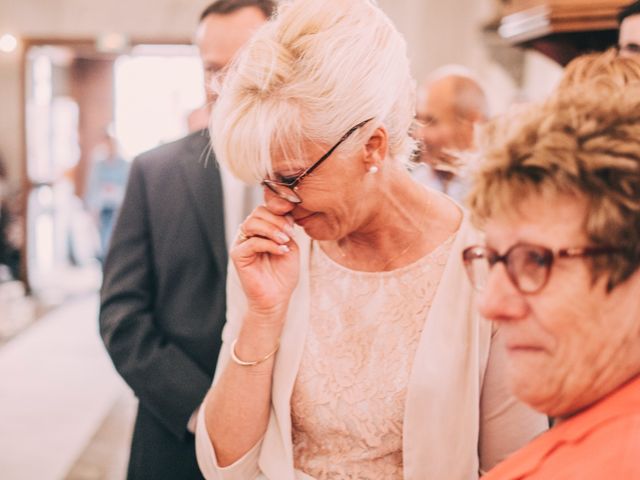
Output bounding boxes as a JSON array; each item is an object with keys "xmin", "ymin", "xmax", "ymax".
[
  {"xmin": 0, "ymin": 0, "xmax": 210, "ymax": 38},
  {"xmin": 379, "ymin": 0, "xmax": 563, "ymax": 115}
]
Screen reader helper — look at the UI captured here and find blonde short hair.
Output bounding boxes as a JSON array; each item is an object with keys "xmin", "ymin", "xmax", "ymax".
[
  {"xmin": 557, "ymin": 48, "xmax": 640, "ymax": 91},
  {"xmin": 469, "ymin": 56, "xmax": 640, "ymax": 290},
  {"xmin": 210, "ymin": 0, "xmax": 416, "ymax": 183}
]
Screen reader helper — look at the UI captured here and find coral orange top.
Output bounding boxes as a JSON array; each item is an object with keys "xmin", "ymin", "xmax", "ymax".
[{"xmin": 483, "ymin": 374, "xmax": 640, "ymax": 480}]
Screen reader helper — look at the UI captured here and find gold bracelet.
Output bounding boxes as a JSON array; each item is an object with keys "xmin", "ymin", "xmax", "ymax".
[{"xmin": 230, "ymin": 338, "xmax": 280, "ymax": 367}]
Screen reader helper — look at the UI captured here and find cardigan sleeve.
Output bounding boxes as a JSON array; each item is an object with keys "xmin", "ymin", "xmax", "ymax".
[
  {"xmin": 477, "ymin": 325, "xmax": 550, "ymax": 474},
  {"xmin": 195, "ymin": 401, "xmax": 264, "ymax": 480},
  {"xmin": 195, "ymin": 261, "xmax": 266, "ymax": 479}
]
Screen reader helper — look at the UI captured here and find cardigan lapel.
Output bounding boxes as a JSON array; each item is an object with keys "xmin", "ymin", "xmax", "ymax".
[
  {"xmin": 179, "ymin": 130, "xmax": 228, "ymax": 274},
  {"xmin": 403, "ymin": 217, "xmax": 488, "ymax": 480},
  {"xmin": 260, "ymin": 229, "xmax": 312, "ymax": 480}
]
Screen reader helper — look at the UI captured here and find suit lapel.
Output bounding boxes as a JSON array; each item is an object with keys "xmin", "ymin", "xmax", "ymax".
[{"xmin": 180, "ymin": 130, "xmax": 228, "ymax": 273}]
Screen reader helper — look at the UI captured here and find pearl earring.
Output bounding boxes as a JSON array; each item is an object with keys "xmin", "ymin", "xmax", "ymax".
[{"xmin": 368, "ymin": 165, "xmax": 379, "ymax": 174}]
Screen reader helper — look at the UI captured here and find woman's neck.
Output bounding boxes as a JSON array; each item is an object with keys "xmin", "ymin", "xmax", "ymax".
[{"xmin": 321, "ymin": 170, "xmax": 462, "ymax": 272}]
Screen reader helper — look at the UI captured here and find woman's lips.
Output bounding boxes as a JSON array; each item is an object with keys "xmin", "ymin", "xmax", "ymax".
[
  {"xmin": 506, "ymin": 344, "xmax": 545, "ymax": 354},
  {"xmin": 294, "ymin": 213, "xmax": 316, "ymax": 226}
]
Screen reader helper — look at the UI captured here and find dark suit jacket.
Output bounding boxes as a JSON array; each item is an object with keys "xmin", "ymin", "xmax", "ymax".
[{"xmin": 100, "ymin": 130, "xmax": 227, "ymax": 480}]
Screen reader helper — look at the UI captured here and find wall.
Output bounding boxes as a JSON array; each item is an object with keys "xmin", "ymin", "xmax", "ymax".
[
  {"xmin": 379, "ymin": 0, "xmax": 563, "ymax": 115},
  {"xmin": 0, "ymin": 0, "xmax": 564, "ymax": 186},
  {"xmin": 0, "ymin": 50, "xmax": 21, "ymax": 184},
  {"xmin": 0, "ymin": 0, "xmax": 211, "ymax": 186}
]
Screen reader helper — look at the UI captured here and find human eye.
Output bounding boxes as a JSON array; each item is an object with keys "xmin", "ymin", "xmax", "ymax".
[
  {"xmin": 621, "ymin": 42, "xmax": 640, "ymax": 55},
  {"xmin": 524, "ymin": 248, "xmax": 550, "ymax": 267},
  {"xmin": 510, "ymin": 245, "xmax": 551, "ymax": 278},
  {"xmin": 273, "ymin": 168, "xmax": 305, "ymax": 185},
  {"xmin": 508, "ymin": 245, "xmax": 552, "ymax": 292},
  {"xmin": 278, "ymin": 174, "xmax": 299, "ymax": 185},
  {"xmin": 416, "ymin": 114, "xmax": 436, "ymax": 127}
]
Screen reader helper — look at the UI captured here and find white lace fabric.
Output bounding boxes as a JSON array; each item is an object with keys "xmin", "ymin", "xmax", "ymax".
[{"xmin": 291, "ymin": 237, "xmax": 454, "ymax": 479}]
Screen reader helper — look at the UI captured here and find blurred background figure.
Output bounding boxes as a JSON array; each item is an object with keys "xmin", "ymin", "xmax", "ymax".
[
  {"xmin": 187, "ymin": 104, "xmax": 211, "ymax": 132},
  {"xmin": 84, "ymin": 132, "xmax": 130, "ymax": 259},
  {"xmin": 99, "ymin": 1, "xmax": 273, "ymax": 479},
  {"xmin": 0, "ymin": 151, "xmax": 22, "ymax": 281},
  {"xmin": 412, "ymin": 65, "xmax": 488, "ymax": 202},
  {"xmin": 618, "ymin": 0, "xmax": 640, "ymax": 56}
]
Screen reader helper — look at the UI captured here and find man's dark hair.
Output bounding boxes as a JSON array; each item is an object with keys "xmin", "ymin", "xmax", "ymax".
[
  {"xmin": 618, "ymin": 1, "xmax": 640, "ymax": 25},
  {"xmin": 200, "ymin": 0, "xmax": 276, "ymax": 22}
]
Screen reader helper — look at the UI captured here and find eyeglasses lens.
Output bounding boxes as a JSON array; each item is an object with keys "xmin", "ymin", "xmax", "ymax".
[
  {"xmin": 264, "ymin": 181, "xmax": 301, "ymax": 204},
  {"xmin": 463, "ymin": 245, "xmax": 553, "ymax": 293},
  {"xmin": 507, "ymin": 245, "xmax": 552, "ymax": 293}
]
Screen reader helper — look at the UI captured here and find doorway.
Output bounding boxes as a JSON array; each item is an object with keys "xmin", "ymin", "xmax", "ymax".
[{"xmin": 22, "ymin": 40, "xmax": 203, "ymax": 303}]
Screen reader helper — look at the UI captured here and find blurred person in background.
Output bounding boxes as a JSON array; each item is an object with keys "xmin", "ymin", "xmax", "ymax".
[
  {"xmin": 618, "ymin": 0, "xmax": 640, "ymax": 57},
  {"xmin": 0, "ymin": 151, "xmax": 22, "ymax": 281},
  {"xmin": 412, "ymin": 65, "xmax": 488, "ymax": 203},
  {"xmin": 463, "ymin": 52, "xmax": 640, "ymax": 479},
  {"xmin": 187, "ymin": 104, "xmax": 212, "ymax": 132},
  {"xmin": 84, "ymin": 132, "xmax": 130, "ymax": 259},
  {"xmin": 195, "ymin": 1, "xmax": 547, "ymax": 478},
  {"xmin": 99, "ymin": 1, "xmax": 274, "ymax": 479}
]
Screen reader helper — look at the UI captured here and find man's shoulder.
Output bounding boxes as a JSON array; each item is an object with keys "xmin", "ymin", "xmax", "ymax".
[{"xmin": 134, "ymin": 130, "xmax": 212, "ymax": 172}]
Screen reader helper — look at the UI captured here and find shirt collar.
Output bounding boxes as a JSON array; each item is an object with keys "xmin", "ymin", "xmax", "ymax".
[{"xmin": 485, "ymin": 374, "xmax": 640, "ymax": 479}]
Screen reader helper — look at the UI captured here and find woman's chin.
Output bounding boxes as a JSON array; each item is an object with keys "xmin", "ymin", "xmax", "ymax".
[{"xmin": 295, "ymin": 214, "xmax": 325, "ymax": 238}]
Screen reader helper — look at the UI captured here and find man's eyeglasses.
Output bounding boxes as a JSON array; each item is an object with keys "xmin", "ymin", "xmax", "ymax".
[
  {"xmin": 462, "ymin": 243, "xmax": 624, "ymax": 294},
  {"xmin": 262, "ymin": 118, "xmax": 374, "ymax": 204}
]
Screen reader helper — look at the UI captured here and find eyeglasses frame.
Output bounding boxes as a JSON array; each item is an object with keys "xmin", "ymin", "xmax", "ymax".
[
  {"xmin": 262, "ymin": 117, "xmax": 375, "ymax": 204},
  {"xmin": 462, "ymin": 243, "xmax": 625, "ymax": 294}
]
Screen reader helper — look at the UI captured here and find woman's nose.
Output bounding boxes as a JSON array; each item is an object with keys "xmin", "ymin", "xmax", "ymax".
[
  {"xmin": 477, "ymin": 263, "xmax": 528, "ymax": 323},
  {"xmin": 263, "ymin": 186, "xmax": 296, "ymax": 215}
]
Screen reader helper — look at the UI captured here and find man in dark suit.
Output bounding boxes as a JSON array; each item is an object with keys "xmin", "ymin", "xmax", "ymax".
[{"xmin": 99, "ymin": 2, "xmax": 273, "ymax": 479}]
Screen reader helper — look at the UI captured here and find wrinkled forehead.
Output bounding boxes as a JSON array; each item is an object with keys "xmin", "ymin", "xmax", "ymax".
[{"xmin": 482, "ymin": 187, "xmax": 589, "ymax": 247}]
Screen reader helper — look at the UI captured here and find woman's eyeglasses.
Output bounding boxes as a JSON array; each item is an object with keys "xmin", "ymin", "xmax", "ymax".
[
  {"xmin": 262, "ymin": 118, "xmax": 374, "ymax": 204},
  {"xmin": 462, "ymin": 243, "xmax": 624, "ymax": 294}
]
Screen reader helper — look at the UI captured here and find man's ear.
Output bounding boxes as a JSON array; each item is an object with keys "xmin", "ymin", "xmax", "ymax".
[{"xmin": 363, "ymin": 126, "xmax": 388, "ymax": 169}]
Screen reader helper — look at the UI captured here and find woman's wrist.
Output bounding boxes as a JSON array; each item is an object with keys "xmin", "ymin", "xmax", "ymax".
[
  {"xmin": 233, "ymin": 332, "xmax": 281, "ymax": 369},
  {"xmin": 234, "ymin": 309, "xmax": 286, "ymax": 366},
  {"xmin": 230, "ymin": 338, "xmax": 280, "ymax": 367},
  {"xmin": 245, "ymin": 303, "xmax": 289, "ymax": 327}
]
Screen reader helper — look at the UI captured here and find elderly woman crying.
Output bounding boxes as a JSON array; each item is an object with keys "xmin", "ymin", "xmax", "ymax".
[{"xmin": 195, "ymin": 0, "xmax": 547, "ymax": 479}]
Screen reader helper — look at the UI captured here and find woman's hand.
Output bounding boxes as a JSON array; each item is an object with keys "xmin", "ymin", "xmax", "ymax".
[{"xmin": 231, "ymin": 205, "xmax": 300, "ymax": 318}]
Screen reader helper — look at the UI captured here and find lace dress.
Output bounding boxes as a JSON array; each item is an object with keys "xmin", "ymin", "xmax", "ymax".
[{"xmin": 291, "ymin": 237, "xmax": 454, "ymax": 479}]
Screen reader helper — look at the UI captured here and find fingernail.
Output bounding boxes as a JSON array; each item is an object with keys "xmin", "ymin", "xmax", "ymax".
[
  {"xmin": 283, "ymin": 224, "xmax": 295, "ymax": 236},
  {"xmin": 285, "ymin": 215, "xmax": 295, "ymax": 225},
  {"xmin": 276, "ymin": 232, "xmax": 290, "ymax": 243},
  {"xmin": 279, "ymin": 245, "xmax": 290, "ymax": 253}
]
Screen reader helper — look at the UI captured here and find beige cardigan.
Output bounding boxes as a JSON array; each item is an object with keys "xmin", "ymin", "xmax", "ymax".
[{"xmin": 196, "ymin": 217, "xmax": 548, "ymax": 480}]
